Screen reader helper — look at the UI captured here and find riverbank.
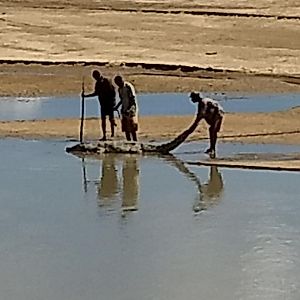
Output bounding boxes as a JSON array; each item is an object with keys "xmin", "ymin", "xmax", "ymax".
[
  {"xmin": 1, "ymin": 62, "xmax": 300, "ymax": 97},
  {"xmin": 0, "ymin": 107, "xmax": 299, "ymax": 145}
]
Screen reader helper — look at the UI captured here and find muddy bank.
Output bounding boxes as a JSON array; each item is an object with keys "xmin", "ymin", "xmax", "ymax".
[{"xmin": 0, "ymin": 62, "xmax": 300, "ymax": 97}]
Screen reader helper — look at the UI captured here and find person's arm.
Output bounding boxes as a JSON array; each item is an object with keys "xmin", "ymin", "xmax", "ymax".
[
  {"xmin": 82, "ymin": 91, "xmax": 97, "ymax": 98},
  {"xmin": 126, "ymin": 84, "xmax": 138, "ymax": 117},
  {"xmin": 84, "ymin": 92, "xmax": 96, "ymax": 98},
  {"xmin": 82, "ymin": 82, "xmax": 98, "ymax": 98},
  {"xmin": 114, "ymin": 100, "xmax": 122, "ymax": 110},
  {"xmin": 127, "ymin": 84, "xmax": 136, "ymax": 109}
]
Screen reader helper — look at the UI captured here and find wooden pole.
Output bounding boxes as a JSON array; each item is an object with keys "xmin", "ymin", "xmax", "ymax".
[{"xmin": 79, "ymin": 78, "xmax": 85, "ymax": 143}]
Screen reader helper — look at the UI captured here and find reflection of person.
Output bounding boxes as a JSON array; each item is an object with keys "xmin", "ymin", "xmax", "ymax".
[
  {"xmin": 114, "ymin": 75, "xmax": 138, "ymax": 142},
  {"xmin": 82, "ymin": 70, "xmax": 116, "ymax": 141},
  {"xmin": 97, "ymin": 155, "xmax": 119, "ymax": 205},
  {"xmin": 200, "ymin": 166, "xmax": 224, "ymax": 210},
  {"xmin": 121, "ymin": 156, "xmax": 139, "ymax": 213},
  {"xmin": 189, "ymin": 92, "xmax": 224, "ymax": 158}
]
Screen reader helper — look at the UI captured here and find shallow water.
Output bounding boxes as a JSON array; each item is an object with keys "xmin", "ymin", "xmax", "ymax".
[
  {"xmin": 0, "ymin": 139, "xmax": 299, "ymax": 300},
  {"xmin": 0, "ymin": 92, "xmax": 299, "ymax": 120}
]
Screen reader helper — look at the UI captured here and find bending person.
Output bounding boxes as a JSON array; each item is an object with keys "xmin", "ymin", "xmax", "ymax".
[
  {"xmin": 114, "ymin": 75, "xmax": 138, "ymax": 142},
  {"xmin": 189, "ymin": 92, "xmax": 224, "ymax": 158}
]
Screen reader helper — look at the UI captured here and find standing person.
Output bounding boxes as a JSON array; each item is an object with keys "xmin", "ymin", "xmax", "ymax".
[
  {"xmin": 82, "ymin": 70, "xmax": 116, "ymax": 141},
  {"xmin": 189, "ymin": 92, "xmax": 224, "ymax": 158},
  {"xmin": 114, "ymin": 75, "xmax": 138, "ymax": 142}
]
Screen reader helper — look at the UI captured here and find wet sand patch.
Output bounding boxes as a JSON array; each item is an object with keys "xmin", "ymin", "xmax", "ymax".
[{"xmin": 188, "ymin": 152, "xmax": 300, "ymax": 172}]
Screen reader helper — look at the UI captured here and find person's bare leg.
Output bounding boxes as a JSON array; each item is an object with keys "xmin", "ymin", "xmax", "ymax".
[
  {"xmin": 209, "ymin": 118, "xmax": 222, "ymax": 158},
  {"xmin": 100, "ymin": 118, "xmax": 106, "ymax": 141},
  {"xmin": 131, "ymin": 131, "xmax": 137, "ymax": 142},
  {"xmin": 205, "ymin": 126, "xmax": 214, "ymax": 154},
  {"xmin": 109, "ymin": 118, "xmax": 115, "ymax": 138},
  {"xmin": 210, "ymin": 130, "xmax": 217, "ymax": 158},
  {"xmin": 210, "ymin": 128, "xmax": 217, "ymax": 152},
  {"xmin": 125, "ymin": 132, "xmax": 131, "ymax": 141}
]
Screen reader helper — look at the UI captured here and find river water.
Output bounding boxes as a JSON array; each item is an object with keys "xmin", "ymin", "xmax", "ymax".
[
  {"xmin": 0, "ymin": 138, "xmax": 299, "ymax": 300},
  {"xmin": 0, "ymin": 92, "xmax": 299, "ymax": 299},
  {"xmin": 0, "ymin": 92, "xmax": 299, "ymax": 120}
]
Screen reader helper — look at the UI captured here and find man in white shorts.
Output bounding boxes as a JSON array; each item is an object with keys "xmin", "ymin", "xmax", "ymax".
[{"xmin": 190, "ymin": 92, "xmax": 224, "ymax": 158}]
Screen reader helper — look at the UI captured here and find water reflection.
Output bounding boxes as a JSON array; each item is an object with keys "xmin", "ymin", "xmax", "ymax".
[
  {"xmin": 121, "ymin": 156, "xmax": 139, "ymax": 214},
  {"xmin": 81, "ymin": 154, "xmax": 140, "ymax": 214},
  {"xmin": 163, "ymin": 155, "xmax": 224, "ymax": 212},
  {"xmin": 80, "ymin": 153, "xmax": 224, "ymax": 215},
  {"xmin": 187, "ymin": 165, "xmax": 224, "ymax": 213},
  {"xmin": 199, "ymin": 166, "xmax": 224, "ymax": 210},
  {"xmin": 97, "ymin": 155, "xmax": 119, "ymax": 206},
  {"xmin": 81, "ymin": 158, "xmax": 89, "ymax": 193}
]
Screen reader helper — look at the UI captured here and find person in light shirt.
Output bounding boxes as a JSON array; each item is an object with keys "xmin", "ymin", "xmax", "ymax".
[
  {"xmin": 114, "ymin": 75, "xmax": 138, "ymax": 142},
  {"xmin": 189, "ymin": 92, "xmax": 224, "ymax": 158}
]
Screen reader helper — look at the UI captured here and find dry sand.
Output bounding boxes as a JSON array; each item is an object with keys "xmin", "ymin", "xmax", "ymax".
[
  {"xmin": 0, "ymin": 0, "xmax": 300, "ymax": 96},
  {"xmin": 0, "ymin": 0, "xmax": 299, "ymax": 170}
]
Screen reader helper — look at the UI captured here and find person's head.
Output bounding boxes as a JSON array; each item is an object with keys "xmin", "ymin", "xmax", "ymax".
[
  {"xmin": 114, "ymin": 75, "xmax": 124, "ymax": 88},
  {"xmin": 189, "ymin": 91, "xmax": 203, "ymax": 103},
  {"xmin": 92, "ymin": 70, "xmax": 102, "ymax": 80}
]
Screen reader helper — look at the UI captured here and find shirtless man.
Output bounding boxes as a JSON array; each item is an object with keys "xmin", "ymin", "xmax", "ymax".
[
  {"xmin": 82, "ymin": 70, "xmax": 116, "ymax": 141},
  {"xmin": 190, "ymin": 92, "xmax": 224, "ymax": 158}
]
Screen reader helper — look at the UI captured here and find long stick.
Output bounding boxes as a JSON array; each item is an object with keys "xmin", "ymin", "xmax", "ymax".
[{"xmin": 79, "ymin": 78, "xmax": 85, "ymax": 143}]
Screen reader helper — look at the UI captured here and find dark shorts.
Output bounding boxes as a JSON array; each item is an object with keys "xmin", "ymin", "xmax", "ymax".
[{"xmin": 101, "ymin": 107, "xmax": 115, "ymax": 119}]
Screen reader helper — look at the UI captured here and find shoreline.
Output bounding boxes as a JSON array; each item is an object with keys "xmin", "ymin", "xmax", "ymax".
[{"xmin": 0, "ymin": 108, "xmax": 299, "ymax": 144}]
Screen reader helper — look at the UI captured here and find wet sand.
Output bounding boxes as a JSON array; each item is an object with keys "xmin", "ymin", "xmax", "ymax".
[{"xmin": 189, "ymin": 154, "xmax": 300, "ymax": 172}]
